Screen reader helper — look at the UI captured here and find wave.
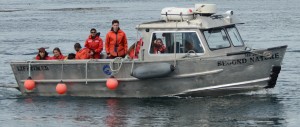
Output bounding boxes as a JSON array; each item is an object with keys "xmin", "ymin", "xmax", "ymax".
[
  {"xmin": 22, "ymin": 52, "xmax": 38, "ymax": 55},
  {"xmin": 0, "ymin": 9, "xmax": 24, "ymax": 12},
  {"xmin": 287, "ymin": 50, "xmax": 300, "ymax": 53},
  {"xmin": 40, "ymin": 7, "xmax": 110, "ymax": 12}
]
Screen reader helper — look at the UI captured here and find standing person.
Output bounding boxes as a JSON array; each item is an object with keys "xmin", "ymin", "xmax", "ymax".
[
  {"xmin": 85, "ymin": 28, "xmax": 103, "ymax": 59},
  {"xmin": 51, "ymin": 47, "xmax": 65, "ymax": 60},
  {"xmin": 105, "ymin": 20, "xmax": 128, "ymax": 59},
  {"xmin": 74, "ymin": 43, "xmax": 91, "ymax": 59},
  {"xmin": 35, "ymin": 47, "xmax": 51, "ymax": 60}
]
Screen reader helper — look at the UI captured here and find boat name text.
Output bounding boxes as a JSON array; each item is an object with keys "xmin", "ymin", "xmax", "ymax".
[
  {"xmin": 16, "ymin": 65, "xmax": 49, "ymax": 71},
  {"xmin": 218, "ymin": 53, "xmax": 280, "ymax": 66}
]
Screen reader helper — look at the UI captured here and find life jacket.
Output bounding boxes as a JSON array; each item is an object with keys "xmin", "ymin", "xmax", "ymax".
[
  {"xmin": 128, "ymin": 39, "xmax": 143, "ymax": 59},
  {"xmin": 75, "ymin": 48, "xmax": 91, "ymax": 59},
  {"xmin": 85, "ymin": 35, "xmax": 103, "ymax": 59},
  {"xmin": 35, "ymin": 55, "xmax": 51, "ymax": 60},
  {"xmin": 105, "ymin": 28, "xmax": 128, "ymax": 58},
  {"xmin": 51, "ymin": 54, "xmax": 65, "ymax": 60}
]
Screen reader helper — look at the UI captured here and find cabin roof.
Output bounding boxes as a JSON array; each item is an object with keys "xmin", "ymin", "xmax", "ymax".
[{"xmin": 136, "ymin": 14, "xmax": 243, "ymax": 30}]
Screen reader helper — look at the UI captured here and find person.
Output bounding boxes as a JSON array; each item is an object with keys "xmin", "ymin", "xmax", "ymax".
[
  {"xmin": 185, "ymin": 41, "xmax": 198, "ymax": 53},
  {"xmin": 127, "ymin": 39, "xmax": 143, "ymax": 59},
  {"xmin": 153, "ymin": 38, "xmax": 166, "ymax": 54},
  {"xmin": 51, "ymin": 47, "xmax": 65, "ymax": 60},
  {"xmin": 84, "ymin": 28, "xmax": 103, "ymax": 59},
  {"xmin": 74, "ymin": 43, "xmax": 91, "ymax": 59},
  {"xmin": 105, "ymin": 20, "xmax": 128, "ymax": 59},
  {"xmin": 35, "ymin": 47, "xmax": 51, "ymax": 60},
  {"xmin": 65, "ymin": 53, "xmax": 76, "ymax": 60}
]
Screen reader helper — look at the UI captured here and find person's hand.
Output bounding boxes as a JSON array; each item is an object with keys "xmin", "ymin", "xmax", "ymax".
[
  {"xmin": 158, "ymin": 42, "xmax": 163, "ymax": 46},
  {"xmin": 90, "ymin": 50, "xmax": 94, "ymax": 55}
]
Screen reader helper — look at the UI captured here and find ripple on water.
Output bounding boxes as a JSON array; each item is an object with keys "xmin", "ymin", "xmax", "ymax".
[{"xmin": 39, "ymin": 7, "xmax": 111, "ymax": 12}]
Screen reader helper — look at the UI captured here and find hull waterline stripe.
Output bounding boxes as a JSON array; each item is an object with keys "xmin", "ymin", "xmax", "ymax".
[
  {"xmin": 175, "ymin": 77, "xmax": 270, "ymax": 95},
  {"xmin": 20, "ymin": 69, "xmax": 223, "ymax": 83}
]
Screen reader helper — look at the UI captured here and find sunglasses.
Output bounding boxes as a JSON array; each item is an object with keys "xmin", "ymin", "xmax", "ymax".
[{"xmin": 91, "ymin": 31, "xmax": 96, "ymax": 33}]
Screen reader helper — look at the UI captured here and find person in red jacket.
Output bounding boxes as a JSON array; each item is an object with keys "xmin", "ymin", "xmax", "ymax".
[
  {"xmin": 74, "ymin": 43, "xmax": 91, "ymax": 59},
  {"xmin": 127, "ymin": 39, "xmax": 143, "ymax": 59},
  {"xmin": 105, "ymin": 20, "xmax": 128, "ymax": 59},
  {"xmin": 153, "ymin": 38, "xmax": 166, "ymax": 54},
  {"xmin": 84, "ymin": 28, "xmax": 103, "ymax": 59},
  {"xmin": 35, "ymin": 47, "xmax": 51, "ymax": 60},
  {"xmin": 51, "ymin": 47, "xmax": 65, "ymax": 60}
]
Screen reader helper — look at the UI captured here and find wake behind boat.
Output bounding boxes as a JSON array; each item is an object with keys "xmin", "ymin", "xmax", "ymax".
[{"xmin": 10, "ymin": 4, "xmax": 287, "ymax": 97}]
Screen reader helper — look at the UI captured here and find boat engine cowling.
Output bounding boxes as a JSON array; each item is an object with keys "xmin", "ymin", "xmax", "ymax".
[{"xmin": 132, "ymin": 63, "xmax": 175, "ymax": 79}]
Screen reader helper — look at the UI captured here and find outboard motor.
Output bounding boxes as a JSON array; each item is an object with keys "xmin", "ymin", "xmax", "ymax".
[{"xmin": 265, "ymin": 66, "xmax": 281, "ymax": 88}]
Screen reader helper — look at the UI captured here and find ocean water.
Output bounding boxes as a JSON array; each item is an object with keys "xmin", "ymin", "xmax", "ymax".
[{"xmin": 0, "ymin": 0, "xmax": 299, "ymax": 126}]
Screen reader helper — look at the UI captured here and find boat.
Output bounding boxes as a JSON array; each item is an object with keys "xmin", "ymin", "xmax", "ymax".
[{"xmin": 10, "ymin": 4, "xmax": 287, "ymax": 97}]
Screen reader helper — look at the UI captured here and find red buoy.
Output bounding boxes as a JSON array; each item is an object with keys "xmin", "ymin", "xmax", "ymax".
[
  {"xmin": 24, "ymin": 77, "xmax": 35, "ymax": 90},
  {"xmin": 106, "ymin": 77, "xmax": 118, "ymax": 90},
  {"xmin": 56, "ymin": 82, "xmax": 67, "ymax": 94}
]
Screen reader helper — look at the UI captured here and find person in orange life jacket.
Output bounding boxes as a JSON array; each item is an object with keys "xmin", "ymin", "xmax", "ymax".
[
  {"xmin": 105, "ymin": 20, "xmax": 128, "ymax": 59},
  {"xmin": 74, "ymin": 43, "xmax": 91, "ymax": 59},
  {"xmin": 35, "ymin": 47, "xmax": 51, "ymax": 60},
  {"xmin": 84, "ymin": 28, "xmax": 103, "ymax": 59},
  {"xmin": 127, "ymin": 39, "xmax": 143, "ymax": 59},
  {"xmin": 51, "ymin": 47, "xmax": 65, "ymax": 60},
  {"xmin": 153, "ymin": 38, "xmax": 166, "ymax": 54}
]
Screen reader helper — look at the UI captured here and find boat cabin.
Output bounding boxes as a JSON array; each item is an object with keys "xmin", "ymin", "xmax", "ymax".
[{"xmin": 136, "ymin": 4, "xmax": 245, "ymax": 61}]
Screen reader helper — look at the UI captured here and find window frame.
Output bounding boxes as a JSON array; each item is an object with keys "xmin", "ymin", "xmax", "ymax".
[
  {"xmin": 148, "ymin": 31, "xmax": 205, "ymax": 56},
  {"xmin": 226, "ymin": 26, "xmax": 244, "ymax": 47},
  {"xmin": 202, "ymin": 27, "xmax": 232, "ymax": 51}
]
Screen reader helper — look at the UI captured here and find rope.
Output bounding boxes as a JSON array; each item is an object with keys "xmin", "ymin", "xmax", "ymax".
[
  {"xmin": 245, "ymin": 47, "xmax": 272, "ymax": 58},
  {"xmin": 250, "ymin": 51, "xmax": 273, "ymax": 58},
  {"xmin": 109, "ymin": 57, "xmax": 124, "ymax": 75}
]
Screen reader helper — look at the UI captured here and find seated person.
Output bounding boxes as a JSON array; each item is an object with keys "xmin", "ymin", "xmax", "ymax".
[
  {"xmin": 153, "ymin": 38, "xmax": 166, "ymax": 54},
  {"xmin": 65, "ymin": 53, "xmax": 76, "ymax": 60},
  {"xmin": 51, "ymin": 47, "xmax": 65, "ymax": 60},
  {"xmin": 185, "ymin": 41, "xmax": 198, "ymax": 53},
  {"xmin": 127, "ymin": 39, "xmax": 143, "ymax": 59},
  {"xmin": 74, "ymin": 43, "xmax": 91, "ymax": 59},
  {"xmin": 35, "ymin": 47, "xmax": 51, "ymax": 60}
]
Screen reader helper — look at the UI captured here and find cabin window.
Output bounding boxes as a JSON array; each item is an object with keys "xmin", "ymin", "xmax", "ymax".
[
  {"xmin": 203, "ymin": 28, "xmax": 231, "ymax": 50},
  {"xmin": 150, "ymin": 32, "xmax": 204, "ymax": 54},
  {"xmin": 226, "ymin": 27, "xmax": 244, "ymax": 47}
]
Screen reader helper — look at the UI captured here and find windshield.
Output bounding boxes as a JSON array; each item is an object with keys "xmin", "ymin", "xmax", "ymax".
[
  {"xmin": 203, "ymin": 28, "xmax": 231, "ymax": 50},
  {"xmin": 226, "ymin": 27, "xmax": 244, "ymax": 46}
]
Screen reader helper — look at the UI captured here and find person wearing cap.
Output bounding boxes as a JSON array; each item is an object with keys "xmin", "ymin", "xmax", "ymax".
[
  {"xmin": 35, "ymin": 47, "xmax": 51, "ymax": 60},
  {"xmin": 105, "ymin": 20, "xmax": 128, "ymax": 59},
  {"xmin": 84, "ymin": 28, "xmax": 103, "ymax": 59},
  {"xmin": 51, "ymin": 47, "xmax": 65, "ymax": 60},
  {"xmin": 74, "ymin": 43, "xmax": 91, "ymax": 59}
]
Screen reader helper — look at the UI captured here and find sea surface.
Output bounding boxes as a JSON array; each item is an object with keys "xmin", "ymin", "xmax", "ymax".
[{"xmin": 0, "ymin": 0, "xmax": 299, "ymax": 126}]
